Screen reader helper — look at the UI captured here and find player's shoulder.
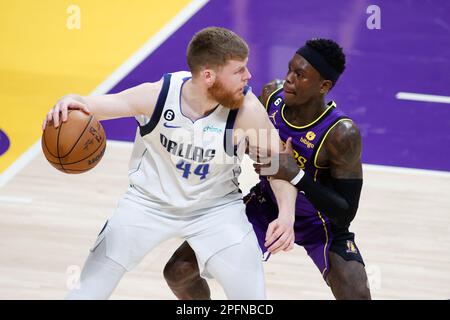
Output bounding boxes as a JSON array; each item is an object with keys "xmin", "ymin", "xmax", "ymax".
[
  {"xmin": 126, "ymin": 76, "xmax": 168, "ymax": 117},
  {"xmin": 330, "ymin": 119, "xmax": 361, "ymax": 141},
  {"xmin": 143, "ymin": 70, "xmax": 190, "ymax": 94},
  {"xmin": 140, "ymin": 78, "xmax": 164, "ymax": 90},
  {"xmin": 146, "ymin": 70, "xmax": 190, "ymax": 90},
  {"xmin": 234, "ymin": 90, "xmax": 271, "ymax": 131},
  {"xmin": 169, "ymin": 70, "xmax": 192, "ymax": 80},
  {"xmin": 260, "ymin": 79, "xmax": 284, "ymax": 108},
  {"xmin": 325, "ymin": 118, "xmax": 362, "ymax": 157},
  {"xmin": 130, "ymin": 79, "xmax": 164, "ymax": 103},
  {"xmin": 240, "ymin": 89, "xmax": 266, "ymax": 115}
]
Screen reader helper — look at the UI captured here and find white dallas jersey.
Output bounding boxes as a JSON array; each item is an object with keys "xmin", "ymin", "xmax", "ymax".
[{"xmin": 128, "ymin": 71, "xmax": 247, "ymax": 214}]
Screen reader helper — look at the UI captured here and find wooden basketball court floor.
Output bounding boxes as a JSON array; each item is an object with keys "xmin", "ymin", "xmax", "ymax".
[{"xmin": 0, "ymin": 141, "xmax": 449, "ymax": 300}]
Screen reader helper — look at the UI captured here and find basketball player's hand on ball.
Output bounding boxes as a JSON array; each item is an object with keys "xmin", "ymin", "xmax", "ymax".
[
  {"xmin": 264, "ymin": 215, "xmax": 295, "ymax": 254},
  {"xmin": 42, "ymin": 95, "xmax": 91, "ymax": 130},
  {"xmin": 254, "ymin": 137, "xmax": 301, "ymax": 182}
]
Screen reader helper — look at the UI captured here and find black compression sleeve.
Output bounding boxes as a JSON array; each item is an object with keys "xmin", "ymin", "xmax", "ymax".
[{"xmin": 295, "ymin": 173, "xmax": 363, "ymax": 227}]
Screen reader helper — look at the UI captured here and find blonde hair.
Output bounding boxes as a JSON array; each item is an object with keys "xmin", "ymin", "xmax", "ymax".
[{"xmin": 187, "ymin": 27, "xmax": 249, "ymax": 74}]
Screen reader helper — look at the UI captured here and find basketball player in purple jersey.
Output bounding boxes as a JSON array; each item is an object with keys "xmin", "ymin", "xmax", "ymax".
[{"xmin": 163, "ymin": 39, "xmax": 371, "ymax": 299}]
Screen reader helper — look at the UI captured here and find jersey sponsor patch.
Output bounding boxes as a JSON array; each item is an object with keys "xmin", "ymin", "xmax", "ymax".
[{"xmin": 203, "ymin": 125, "xmax": 223, "ymax": 133}]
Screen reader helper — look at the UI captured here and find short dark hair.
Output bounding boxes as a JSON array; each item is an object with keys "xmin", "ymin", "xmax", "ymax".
[
  {"xmin": 306, "ymin": 38, "xmax": 346, "ymax": 75},
  {"xmin": 187, "ymin": 27, "xmax": 249, "ymax": 74}
]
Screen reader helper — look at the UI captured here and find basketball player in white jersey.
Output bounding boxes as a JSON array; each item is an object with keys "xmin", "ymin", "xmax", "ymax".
[{"xmin": 42, "ymin": 27, "xmax": 298, "ymax": 299}]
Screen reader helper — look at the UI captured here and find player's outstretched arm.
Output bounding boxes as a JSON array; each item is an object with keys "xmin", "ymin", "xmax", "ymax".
[
  {"xmin": 236, "ymin": 91, "xmax": 297, "ymax": 254},
  {"xmin": 265, "ymin": 178, "xmax": 296, "ymax": 254},
  {"xmin": 42, "ymin": 79, "xmax": 163, "ymax": 130}
]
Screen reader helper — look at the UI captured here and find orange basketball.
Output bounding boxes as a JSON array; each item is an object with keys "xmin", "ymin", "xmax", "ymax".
[{"xmin": 41, "ymin": 110, "xmax": 107, "ymax": 174}]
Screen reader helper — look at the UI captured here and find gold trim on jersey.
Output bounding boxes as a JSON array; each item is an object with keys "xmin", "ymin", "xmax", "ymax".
[
  {"xmin": 313, "ymin": 168, "xmax": 319, "ymax": 182},
  {"xmin": 313, "ymin": 118, "xmax": 351, "ymax": 169},
  {"xmin": 317, "ymin": 211, "xmax": 329, "ymax": 278},
  {"xmin": 244, "ymin": 194, "xmax": 254, "ymax": 205},
  {"xmin": 281, "ymin": 101, "xmax": 336, "ymax": 130}
]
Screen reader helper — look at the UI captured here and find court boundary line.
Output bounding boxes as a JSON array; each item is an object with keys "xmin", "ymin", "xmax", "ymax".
[
  {"xmin": 0, "ymin": 141, "xmax": 41, "ymax": 188},
  {"xmin": 396, "ymin": 92, "xmax": 450, "ymax": 104},
  {"xmin": 362, "ymin": 163, "xmax": 450, "ymax": 178},
  {"xmin": 0, "ymin": 0, "xmax": 209, "ymax": 188}
]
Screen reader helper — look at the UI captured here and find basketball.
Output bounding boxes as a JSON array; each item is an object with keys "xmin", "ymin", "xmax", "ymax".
[{"xmin": 41, "ymin": 110, "xmax": 106, "ymax": 174}]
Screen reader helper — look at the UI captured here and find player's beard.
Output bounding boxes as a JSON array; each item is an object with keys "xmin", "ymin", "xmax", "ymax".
[{"xmin": 208, "ymin": 79, "xmax": 245, "ymax": 110}]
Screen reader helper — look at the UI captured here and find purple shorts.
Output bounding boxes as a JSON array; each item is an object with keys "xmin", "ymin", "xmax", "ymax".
[{"xmin": 244, "ymin": 184, "xmax": 364, "ymax": 280}]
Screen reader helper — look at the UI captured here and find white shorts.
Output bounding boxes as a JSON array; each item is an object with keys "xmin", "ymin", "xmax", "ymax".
[{"xmin": 90, "ymin": 188, "xmax": 255, "ymax": 277}]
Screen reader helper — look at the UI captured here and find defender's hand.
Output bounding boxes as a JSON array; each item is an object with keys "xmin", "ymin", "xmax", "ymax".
[{"xmin": 254, "ymin": 137, "xmax": 301, "ymax": 182}]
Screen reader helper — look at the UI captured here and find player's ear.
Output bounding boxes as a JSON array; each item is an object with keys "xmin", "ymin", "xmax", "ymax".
[
  {"xmin": 202, "ymin": 68, "xmax": 216, "ymax": 88},
  {"xmin": 320, "ymin": 79, "xmax": 333, "ymax": 95}
]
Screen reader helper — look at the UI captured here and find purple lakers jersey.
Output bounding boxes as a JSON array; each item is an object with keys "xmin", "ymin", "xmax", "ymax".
[{"xmin": 261, "ymin": 87, "xmax": 350, "ymax": 216}]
